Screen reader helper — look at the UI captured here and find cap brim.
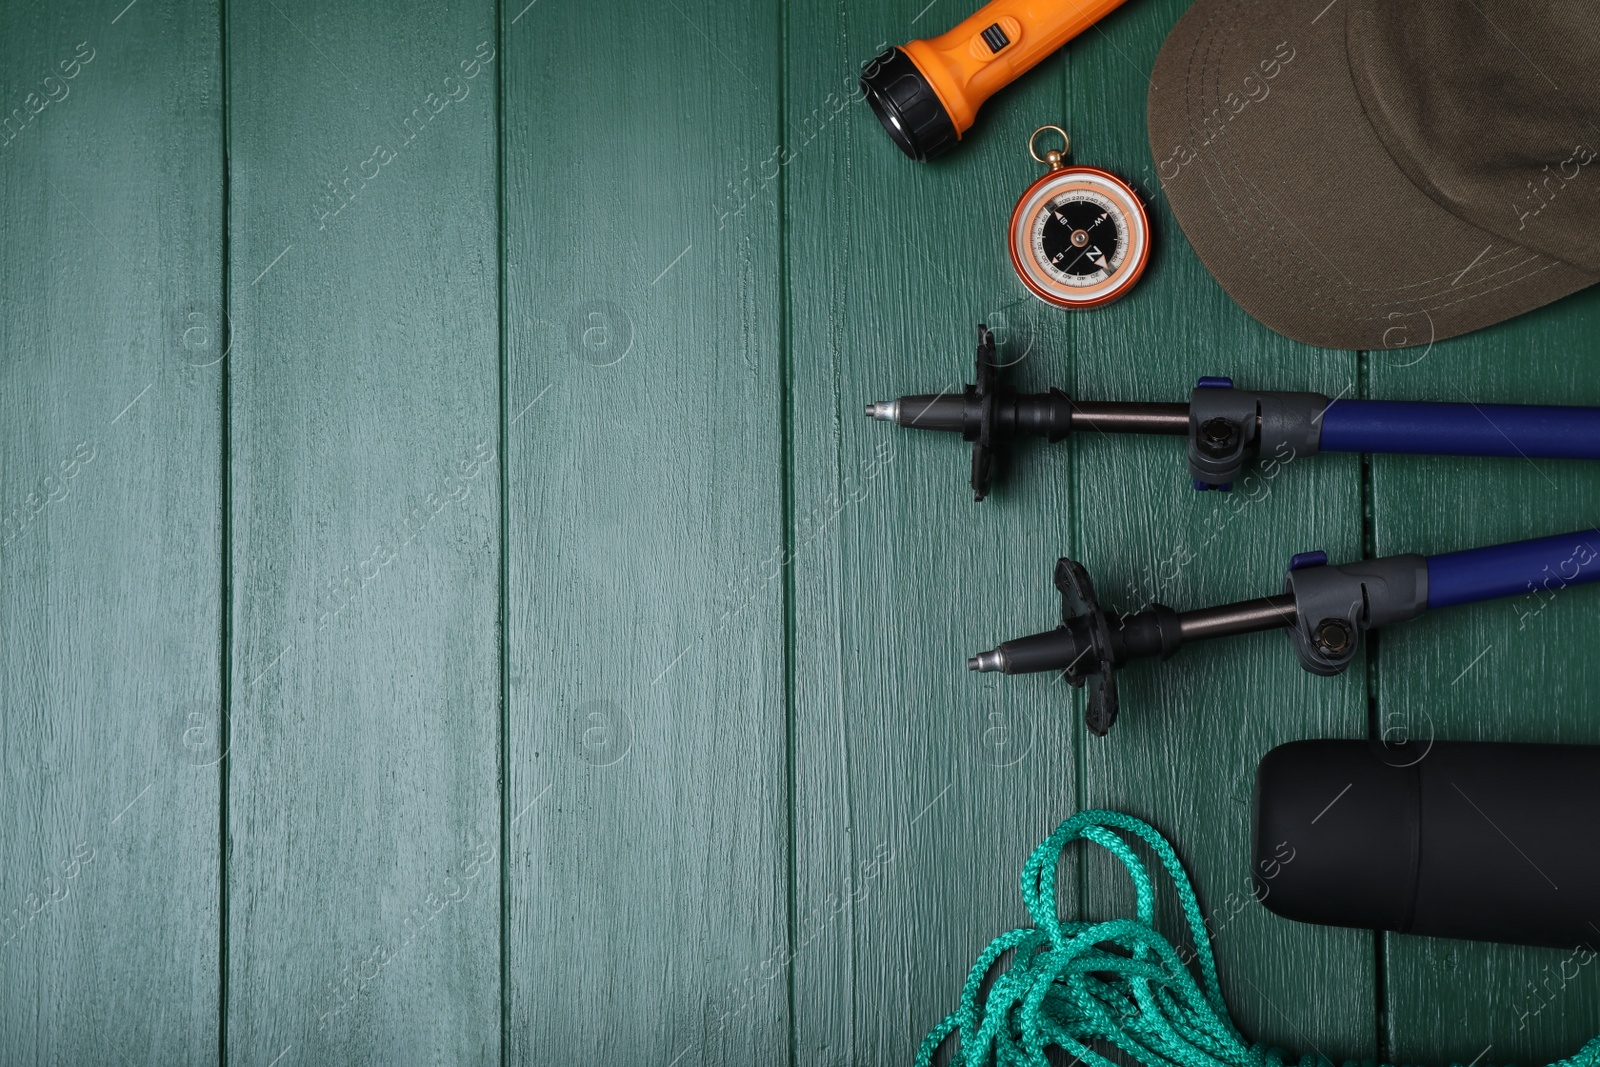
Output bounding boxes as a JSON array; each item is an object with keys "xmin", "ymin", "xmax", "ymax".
[{"xmin": 1147, "ymin": 0, "xmax": 1595, "ymax": 351}]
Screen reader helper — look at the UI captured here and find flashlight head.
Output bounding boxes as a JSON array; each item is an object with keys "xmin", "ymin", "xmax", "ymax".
[{"xmin": 859, "ymin": 47, "xmax": 959, "ymax": 162}]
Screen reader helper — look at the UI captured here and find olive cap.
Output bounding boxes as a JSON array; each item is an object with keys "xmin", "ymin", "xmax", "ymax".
[{"xmin": 1147, "ymin": 0, "xmax": 1598, "ymax": 350}]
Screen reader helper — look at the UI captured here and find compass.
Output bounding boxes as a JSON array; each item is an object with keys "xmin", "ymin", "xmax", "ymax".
[{"xmin": 1008, "ymin": 126, "xmax": 1150, "ymax": 310}]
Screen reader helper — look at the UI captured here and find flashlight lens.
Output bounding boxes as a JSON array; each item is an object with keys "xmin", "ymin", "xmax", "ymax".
[{"xmin": 859, "ymin": 47, "xmax": 958, "ymax": 162}]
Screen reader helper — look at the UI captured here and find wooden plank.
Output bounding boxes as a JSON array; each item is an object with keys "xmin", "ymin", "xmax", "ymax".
[
  {"xmin": 0, "ymin": 1, "xmax": 223, "ymax": 1062},
  {"xmin": 1370, "ymin": 289, "xmax": 1600, "ymax": 1065},
  {"xmin": 500, "ymin": 1, "xmax": 790, "ymax": 1062},
  {"xmin": 1069, "ymin": 0, "xmax": 1375, "ymax": 1054},
  {"xmin": 784, "ymin": 8, "xmax": 1081, "ymax": 1062},
  {"xmin": 224, "ymin": 3, "xmax": 500, "ymax": 1062}
]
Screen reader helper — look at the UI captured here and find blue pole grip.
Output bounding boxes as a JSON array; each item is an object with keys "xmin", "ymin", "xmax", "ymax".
[
  {"xmin": 1320, "ymin": 400, "xmax": 1600, "ymax": 459},
  {"xmin": 1426, "ymin": 529, "xmax": 1600, "ymax": 609}
]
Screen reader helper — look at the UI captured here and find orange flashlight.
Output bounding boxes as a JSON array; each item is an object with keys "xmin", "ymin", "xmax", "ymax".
[{"xmin": 861, "ymin": 0, "xmax": 1131, "ymax": 161}]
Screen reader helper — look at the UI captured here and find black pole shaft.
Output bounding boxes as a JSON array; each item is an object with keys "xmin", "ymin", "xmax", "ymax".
[
  {"xmin": 1176, "ymin": 595, "xmax": 1297, "ymax": 642},
  {"xmin": 1067, "ymin": 401, "xmax": 1190, "ymax": 435}
]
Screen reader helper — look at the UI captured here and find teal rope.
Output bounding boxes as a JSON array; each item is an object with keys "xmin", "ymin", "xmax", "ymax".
[{"xmin": 916, "ymin": 809, "xmax": 1600, "ymax": 1067}]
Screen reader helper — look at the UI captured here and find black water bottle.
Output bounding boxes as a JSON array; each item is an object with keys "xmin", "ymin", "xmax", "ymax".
[{"xmin": 1252, "ymin": 738, "xmax": 1600, "ymax": 948}]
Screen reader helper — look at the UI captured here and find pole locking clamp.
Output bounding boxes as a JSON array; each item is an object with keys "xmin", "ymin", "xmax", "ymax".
[
  {"xmin": 1281, "ymin": 551, "xmax": 1429, "ymax": 675},
  {"xmin": 1187, "ymin": 378, "xmax": 1329, "ymax": 490}
]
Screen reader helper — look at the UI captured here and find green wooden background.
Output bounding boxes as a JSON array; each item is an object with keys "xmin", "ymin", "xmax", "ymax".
[{"xmin": 3, "ymin": 0, "xmax": 1598, "ymax": 1062}]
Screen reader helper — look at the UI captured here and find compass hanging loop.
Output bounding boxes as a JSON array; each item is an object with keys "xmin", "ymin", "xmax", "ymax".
[{"xmin": 1028, "ymin": 125, "xmax": 1071, "ymax": 170}]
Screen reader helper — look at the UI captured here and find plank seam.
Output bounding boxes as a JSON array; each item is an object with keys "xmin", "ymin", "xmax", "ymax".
[
  {"xmin": 778, "ymin": 0, "xmax": 797, "ymax": 1062},
  {"xmin": 1064, "ymin": 36, "xmax": 1087, "ymax": 943},
  {"xmin": 218, "ymin": 0, "xmax": 234, "ymax": 1058},
  {"xmin": 496, "ymin": 0, "xmax": 511, "ymax": 1057},
  {"xmin": 1357, "ymin": 348, "xmax": 1392, "ymax": 1063}
]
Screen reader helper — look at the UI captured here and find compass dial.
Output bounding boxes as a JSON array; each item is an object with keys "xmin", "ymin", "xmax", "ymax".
[
  {"xmin": 1036, "ymin": 192, "xmax": 1126, "ymax": 283},
  {"xmin": 1009, "ymin": 167, "xmax": 1149, "ymax": 309}
]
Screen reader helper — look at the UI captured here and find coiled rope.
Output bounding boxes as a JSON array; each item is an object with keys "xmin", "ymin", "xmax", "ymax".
[{"xmin": 916, "ymin": 809, "xmax": 1600, "ymax": 1067}]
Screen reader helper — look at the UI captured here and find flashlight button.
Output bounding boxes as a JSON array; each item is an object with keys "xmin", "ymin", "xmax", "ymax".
[{"xmin": 968, "ymin": 17, "xmax": 1022, "ymax": 61}]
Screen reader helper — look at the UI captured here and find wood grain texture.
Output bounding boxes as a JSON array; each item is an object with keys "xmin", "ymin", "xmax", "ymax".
[
  {"xmin": 225, "ymin": 2, "xmax": 501, "ymax": 1062},
  {"xmin": 1369, "ymin": 287, "xmax": 1600, "ymax": 1065},
  {"xmin": 0, "ymin": 0, "xmax": 223, "ymax": 1062},
  {"xmin": 8, "ymin": 0, "xmax": 1600, "ymax": 1061},
  {"xmin": 1069, "ymin": 0, "xmax": 1375, "ymax": 1055},
  {"xmin": 501, "ymin": 0, "xmax": 790, "ymax": 1062},
  {"xmin": 784, "ymin": 11, "xmax": 1081, "ymax": 1063}
]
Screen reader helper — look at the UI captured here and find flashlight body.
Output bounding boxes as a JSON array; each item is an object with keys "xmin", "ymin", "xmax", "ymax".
[{"xmin": 904, "ymin": 0, "xmax": 1131, "ymax": 135}]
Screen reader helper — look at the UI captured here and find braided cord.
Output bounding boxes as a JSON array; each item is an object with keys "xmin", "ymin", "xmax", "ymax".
[{"xmin": 916, "ymin": 809, "xmax": 1600, "ymax": 1067}]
